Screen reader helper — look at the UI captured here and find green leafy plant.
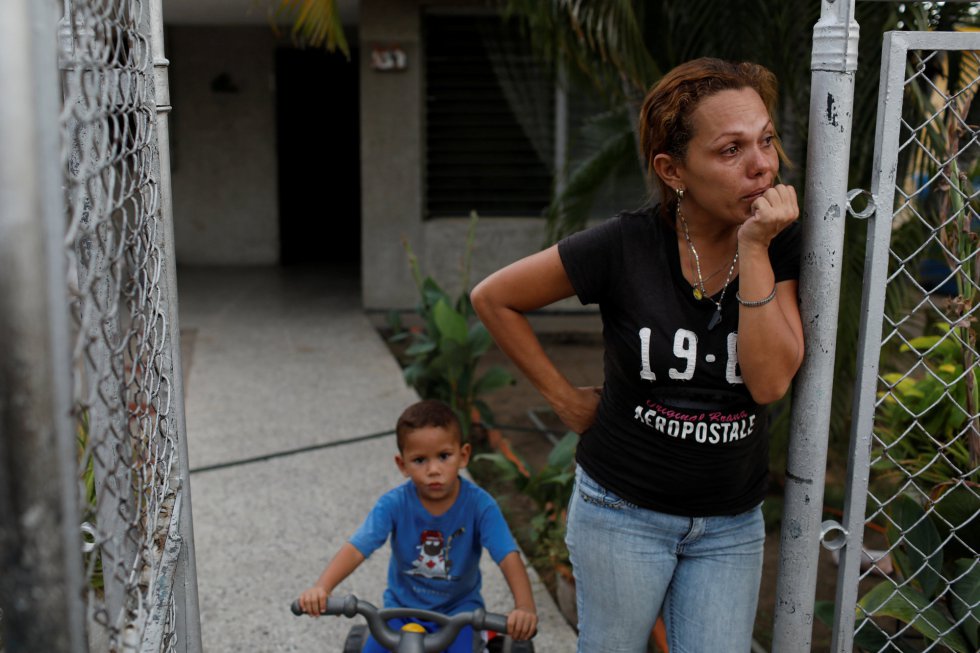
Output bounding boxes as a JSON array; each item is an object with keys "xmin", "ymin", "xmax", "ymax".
[
  {"xmin": 388, "ymin": 213, "xmax": 514, "ymax": 440},
  {"xmin": 890, "ymin": 46, "xmax": 980, "ymax": 472},
  {"xmin": 476, "ymin": 431, "xmax": 579, "ymax": 569},
  {"xmin": 875, "ymin": 324, "xmax": 980, "ymax": 490},
  {"xmin": 816, "ymin": 494, "xmax": 979, "ymax": 653},
  {"xmin": 76, "ymin": 410, "xmax": 104, "ymax": 594}
]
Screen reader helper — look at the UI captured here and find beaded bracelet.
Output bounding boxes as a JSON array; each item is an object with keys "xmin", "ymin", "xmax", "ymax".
[{"xmin": 736, "ymin": 286, "xmax": 777, "ymax": 307}]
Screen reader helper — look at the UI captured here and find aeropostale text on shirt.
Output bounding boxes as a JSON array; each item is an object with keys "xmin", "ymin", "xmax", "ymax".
[{"xmin": 633, "ymin": 401, "xmax": 757, "ymax": 444}]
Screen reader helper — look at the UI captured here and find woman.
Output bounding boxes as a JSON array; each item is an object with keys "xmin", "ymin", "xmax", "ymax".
[{"xmin": 471, "ymin": 58, "xmax": 804, "ymax": 652}]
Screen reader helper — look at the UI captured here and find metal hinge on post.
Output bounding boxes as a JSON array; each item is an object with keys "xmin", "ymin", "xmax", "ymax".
[{"xmin": 845, "ymin": 188, "xmax": 876, "ymax": 219}]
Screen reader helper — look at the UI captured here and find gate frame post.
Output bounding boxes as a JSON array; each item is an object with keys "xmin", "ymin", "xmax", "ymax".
[
  {"xmin": 148, "ymin": 0, "xmax": 203, "ymax": 650},
  {"xmin": 0, "ymin": 0, "xmax": 87, "ymax": 651},
  {"xmin": 771, "ymin": 1, "xmax": 859, "ymax": 650}
]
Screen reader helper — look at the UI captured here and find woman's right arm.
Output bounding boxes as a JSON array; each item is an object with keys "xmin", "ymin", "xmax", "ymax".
[{"xmin": 471, "ymin": 245, "xmax": 600, "ymax": 434}]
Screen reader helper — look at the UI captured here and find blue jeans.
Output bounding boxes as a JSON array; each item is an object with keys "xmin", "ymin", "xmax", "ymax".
[{"xmin": 566, "ymin": 467, "xmax": 765, "ymax": 653}]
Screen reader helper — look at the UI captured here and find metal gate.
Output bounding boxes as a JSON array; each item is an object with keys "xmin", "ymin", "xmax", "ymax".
[
  {"xmin": 773, "ymin": 11, "xmax": 980, "ymax": 650},
  {"xmin": 0, "ymin": 0, "xmax": 200, "ymax": 651},
  {"xmin": 829, "ymin": 30, "xmax": 980, "ymax": 653}
]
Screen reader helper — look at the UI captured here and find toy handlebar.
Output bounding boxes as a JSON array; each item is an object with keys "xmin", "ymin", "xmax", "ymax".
[{"xmin": 291, "ymin": 594, "xmax": 510, "ymax": 653}]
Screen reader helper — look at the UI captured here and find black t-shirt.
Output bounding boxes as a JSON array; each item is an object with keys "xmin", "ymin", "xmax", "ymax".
[{"xmin": 558, "ymin": 207, "xmax": 802, "ymax": 516}]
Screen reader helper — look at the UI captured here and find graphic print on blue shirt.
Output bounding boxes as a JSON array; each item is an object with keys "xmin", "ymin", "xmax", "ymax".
[{"xmin": 408, "ymin": 527, "xmax": 464, "ymax": 579}]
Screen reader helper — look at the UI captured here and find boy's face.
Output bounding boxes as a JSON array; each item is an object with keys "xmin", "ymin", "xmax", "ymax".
[{"xmin": 395, "ymin": 426, "xmax": 471, "ymax": 508}]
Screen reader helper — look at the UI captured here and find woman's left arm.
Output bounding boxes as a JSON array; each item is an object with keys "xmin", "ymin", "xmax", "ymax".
[{"xmin": 736, "ymin": 184, "xmax": 805, "ymax": 404}]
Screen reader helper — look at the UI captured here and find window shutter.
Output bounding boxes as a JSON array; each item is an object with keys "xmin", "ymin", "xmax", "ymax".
[{"xmin": 424, "ymin": 14, "xmax": 553, "ymax": 218}]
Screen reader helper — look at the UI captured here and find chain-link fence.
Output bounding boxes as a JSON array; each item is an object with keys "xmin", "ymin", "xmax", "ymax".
[
  {"xmin": 0, "ymin": 0, "xmax": 199, "ymax": 651},
  {"xmin": 826, "ymin": 31, "xmax": 980, "ymax": 653},
  {"xmin": 2, "ymin": 1, "xmax": 976, "ymax": 652}
]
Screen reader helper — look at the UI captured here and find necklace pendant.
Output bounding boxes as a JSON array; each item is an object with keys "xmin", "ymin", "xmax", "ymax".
[
  {"xmin": 693, "ymin": 287, "xmax": 703, "ymax": 301},
  {"xmin": 708, "ymin": 308, "xmax": 722, "ymax": 331}
]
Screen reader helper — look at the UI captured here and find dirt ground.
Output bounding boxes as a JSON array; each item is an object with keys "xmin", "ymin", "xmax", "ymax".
[{"xmin": 468, "ymin": 332, "xmax": 851, "ymax": 652}]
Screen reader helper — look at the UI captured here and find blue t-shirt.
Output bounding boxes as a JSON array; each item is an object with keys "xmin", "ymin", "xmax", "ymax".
[{"xmin": 349, "ymin": 477, "xmax": 518, "ymax": 614}]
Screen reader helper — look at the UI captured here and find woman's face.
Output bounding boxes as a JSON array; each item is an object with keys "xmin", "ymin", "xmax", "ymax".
[{"xmin": 674, "ymin": 87, "xmax": 779, "ymax": 225}]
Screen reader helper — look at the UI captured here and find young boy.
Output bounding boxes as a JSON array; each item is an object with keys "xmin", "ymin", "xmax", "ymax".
[{"xmin": 298, "ymin": 399, "xmax": 538, "ymax": 651}]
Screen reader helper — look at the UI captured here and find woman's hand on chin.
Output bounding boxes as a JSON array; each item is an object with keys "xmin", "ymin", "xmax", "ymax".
[{"xmin": 739, "ymin": 184, "xmax": 798, "ymax": 249}]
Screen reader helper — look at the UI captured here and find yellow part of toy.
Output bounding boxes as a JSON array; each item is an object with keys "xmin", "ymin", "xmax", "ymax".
[{"xmin": 401, "ymin": 623, "xmax": 427, "ymax": 633}]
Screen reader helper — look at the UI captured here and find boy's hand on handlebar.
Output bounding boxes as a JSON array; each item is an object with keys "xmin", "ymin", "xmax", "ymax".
[
  {"xmin": 298, "ymin": 586, "xmax": 329, "ymax": 617},
  {"xmin": 507, "ymin": 607, "xmax": 537, "ymax": 641}
]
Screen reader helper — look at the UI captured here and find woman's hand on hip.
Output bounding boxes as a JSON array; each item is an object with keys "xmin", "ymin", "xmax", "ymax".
[
  {"xmin": 739, "ymin": 183, "xmax": 798, "ymax": 249},
  {"xmin": 553, "ymin": 385, "xmax": 602, "ymax": 434}
]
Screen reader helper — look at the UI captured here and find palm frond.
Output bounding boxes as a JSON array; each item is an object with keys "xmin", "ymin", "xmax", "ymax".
[
  {"xmin": 504, "ymin": 0, "xmax": 658, "ymax": 103},
  {"xmin": 562, "ymin": 0, "xmax": 660, "ymax": 92},
  {"xmin": 275, "ymin": 0, "xmax": 349, "ymax": 57},
  {"xmin": 546, "ymin": 107, "xmax": 637, "ymax": 242}
]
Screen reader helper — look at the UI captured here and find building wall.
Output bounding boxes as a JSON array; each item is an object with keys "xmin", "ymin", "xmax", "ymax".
[
  {"xmin": 168, "ymin": 26, "xmax": 279, "ymax": 265},
  {"xmin": 359, "ymin": 0, "xmax": 422, "ymax": 307},
  {"xmin": 164, "ymin": 8, "xmax": 587, "ymax": 309},
  {"xmin": 360, "ymin": 0, "xmax": 560, "ymax": 311}
]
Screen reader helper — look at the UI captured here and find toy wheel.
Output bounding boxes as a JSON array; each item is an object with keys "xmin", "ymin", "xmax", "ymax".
[
  {"xmin": 477, "ymin": 630, "xmax": 497, "ymax": 653},
  {"xmin": 509, "ymin": 639, "xmax": 534, "ymax": 653},
  {"xmin": 485, "ymin": 638, "xmax": 534, "ymax": 653},
  {"xmin": 343, "ymin": 624, "xmax": 368, "ymax": 653}
]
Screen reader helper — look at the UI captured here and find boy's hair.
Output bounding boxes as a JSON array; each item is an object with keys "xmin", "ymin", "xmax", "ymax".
[{"xmin": 395, "ymin": 400, "xmax": 462, "ymax": 451}]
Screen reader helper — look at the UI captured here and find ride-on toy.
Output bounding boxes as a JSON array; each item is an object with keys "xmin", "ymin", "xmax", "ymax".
[{"xmin": 291, "ymin": 594, "xmax": 534, "ymax": 653}]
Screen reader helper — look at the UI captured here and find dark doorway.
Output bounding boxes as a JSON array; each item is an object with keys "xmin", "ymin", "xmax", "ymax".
[{"xmin": 275, "ymin": 47, "xmax": 360, "ymax": 268}]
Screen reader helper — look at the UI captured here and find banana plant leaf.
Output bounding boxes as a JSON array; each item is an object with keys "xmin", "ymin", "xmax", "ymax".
[
  {"xmin": 858, "ymin": 581, "xmax": 970, "ymax": 653},
  {"xmin": 467, "ymin": 323, "xmax": 492, "ymax": 359},
  {"xmin": 887, "ymin": 494, "xmax": 944, "ymax": 599},
  {"xmin": 816, "ymin": 600, "xmax": 919, "ymax": 653},
  {"xmin": 950, "ymin": 558, "xmax": 980, "ymax": 650},
  {"xmin": 473, "ymin": 366, "xmax": 515, "ymax": 397},
  {"xmin": 547, "ymin": 431, "xmax": 579, "ymax": 468},
  {"xmin": 433, "ymin": 299, "xmax": 469, "ymax": 345}
]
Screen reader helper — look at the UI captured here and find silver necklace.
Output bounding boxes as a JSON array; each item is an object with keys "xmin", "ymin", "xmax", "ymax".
[
  {"xmin": 687, "ymin": 255, "xmax": 729, "ymax": 287},
  {"xmin": 677, "ymin": 203, "xmax": 739, "ymax": 331}
]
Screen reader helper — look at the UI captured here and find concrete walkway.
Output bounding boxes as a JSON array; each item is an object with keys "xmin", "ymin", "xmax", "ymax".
[{"xmin": 178, "ymin": 266, "xmax": 578, "ymax": 652}]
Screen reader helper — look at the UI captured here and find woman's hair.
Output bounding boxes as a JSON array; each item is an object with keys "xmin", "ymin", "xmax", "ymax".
[{"xmin": 638, "ymin": 57, "xmax": 787, "ymax": 219}]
